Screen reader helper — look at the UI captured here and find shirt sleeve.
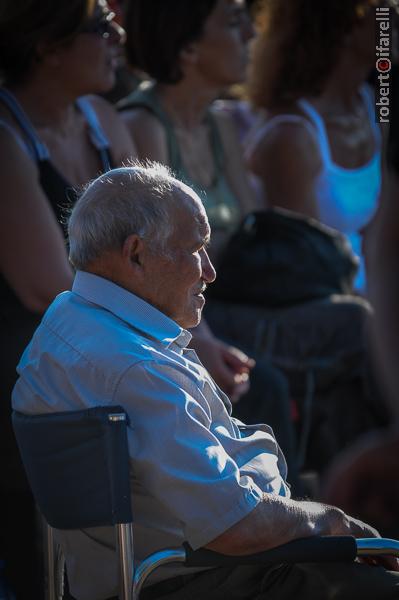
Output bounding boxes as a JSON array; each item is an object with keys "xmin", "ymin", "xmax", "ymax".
[{"xmin": 113, "ymin": 359, "xmax": 263, "ymax": 549}]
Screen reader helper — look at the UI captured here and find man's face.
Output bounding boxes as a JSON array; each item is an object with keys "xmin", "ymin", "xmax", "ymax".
[{"xmin": 141, "ymin": 187, "xmax": 216, "ymax": 329}]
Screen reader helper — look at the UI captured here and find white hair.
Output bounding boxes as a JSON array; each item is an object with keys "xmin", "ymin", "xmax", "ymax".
[{"xmin": 68, "ymin": 162, "xmax": 185, "ymax": 270}]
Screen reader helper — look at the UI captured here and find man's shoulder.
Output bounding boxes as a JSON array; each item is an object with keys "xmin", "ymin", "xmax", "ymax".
[
  {"xmin": 37, "ymin": 291, "xmax": 165, "ymax": 373},
  {"xmin": 13, "ymin": 291, "xmax": 193, "ymax": 416}
]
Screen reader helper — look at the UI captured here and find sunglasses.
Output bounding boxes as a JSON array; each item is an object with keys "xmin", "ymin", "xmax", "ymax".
[{"xmin": 81, "ymin": 9, "xmax": 116, "ymax": 38}]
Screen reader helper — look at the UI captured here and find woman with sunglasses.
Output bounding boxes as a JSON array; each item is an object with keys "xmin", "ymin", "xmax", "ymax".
[{"xmin": 0, "ymin": 1, "xmax": 135, "ymax": 596}]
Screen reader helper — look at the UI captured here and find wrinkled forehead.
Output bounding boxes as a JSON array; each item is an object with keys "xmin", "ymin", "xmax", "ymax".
[{"xmin": 174, "ymin": 181, "xmax": 211, "ymax": 235}]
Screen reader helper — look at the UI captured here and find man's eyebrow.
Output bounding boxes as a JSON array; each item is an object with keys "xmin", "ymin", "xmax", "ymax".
[
  {"xmin": 202, "ymin": 228, "xmax": 211, "ymax": 246},
  {"xmin": 194, "ymin": 211, "xmax": 211, "ymax": 242},
  {"xmin": 193, "ymin": 234, "xmax": 210, "ymax": 250}
]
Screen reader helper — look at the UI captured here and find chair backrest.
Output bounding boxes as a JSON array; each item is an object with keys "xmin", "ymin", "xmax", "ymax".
[{"xmin": 12, "ymin": 406, "xmax": 132, "ymax": 529}]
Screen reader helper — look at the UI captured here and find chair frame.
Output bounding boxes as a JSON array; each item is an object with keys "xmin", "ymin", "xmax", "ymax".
[
  {"xmin": 45, "ymin": 519, "xmax": 135, "ymax": 600},
  {"xmin": 13, "ymin": 407, "xmax": 399, "ymax": 600}
]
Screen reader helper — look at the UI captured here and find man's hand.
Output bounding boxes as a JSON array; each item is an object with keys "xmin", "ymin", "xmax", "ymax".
[
  {"xmin": 206, "ymin": 494, "xmax": 399, "ymax": 571},
  {"xmin": 342, "ymin": 513, "xmax": 399, "ymax": 572},
  {"xmin": 189, "ymin": 321, "xmax": 255, "ymax": 402},
  {"xmin": 330, "ymin": 508, "xmax": 399, "ymax": 570}
]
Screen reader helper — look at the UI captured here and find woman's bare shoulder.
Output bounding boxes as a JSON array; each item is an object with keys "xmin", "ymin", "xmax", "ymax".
[
  {"xmin": 247, "ymin": 107, "xmax": 322, "ymax": 176},
  {"xmin": 119, "ymin": 104, "xmax": 169, "ymax": 163},
  {"xmin": 83, "ymin": 94, "xmax": 137, "ymax": 164}
]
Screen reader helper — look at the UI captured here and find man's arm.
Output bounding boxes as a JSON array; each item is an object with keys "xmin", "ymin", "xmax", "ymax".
[{"xmin": 205, "ymin": 494, "xmax": 379, "ymax": 555}]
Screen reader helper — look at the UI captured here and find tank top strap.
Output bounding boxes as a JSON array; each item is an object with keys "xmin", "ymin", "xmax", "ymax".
[
  {"xmin": 205, "ymin": 110, "xmax": 225, "ymax": 174},
  {"xmin": 297, "ymin": 99, "xmax": 332, "ymax": 164},
  {"xmin": 76, "ymin": 96, "xmax": 112, "ymax": 171},
  {"xmin": 255, "ymin": 113, "xmax": 319, "ymax": 142},
  {"xmin": 0, "ymin": 88, "xmax": 50, "ymax": 161},
  {"xmin": 117, "ymin": 83, "xmax": 183, "ymax": 174},
  {"xmin": 0, "ymin": 119, "xmax": 33, "ymax": 157},
  {"xmin": 359, "ymin": 84, "xmax": 382, "ymax": 146}
]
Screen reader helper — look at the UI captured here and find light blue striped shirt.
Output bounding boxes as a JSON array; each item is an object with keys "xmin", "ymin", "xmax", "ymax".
[{"xmin": 13, "ymin": 271, "xmax": 289, "ymax": 600}]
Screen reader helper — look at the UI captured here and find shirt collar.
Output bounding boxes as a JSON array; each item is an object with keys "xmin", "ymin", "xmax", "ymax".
[{"xmin": 72, "ymin": 271, "xmax": 192, "ymax": 348}]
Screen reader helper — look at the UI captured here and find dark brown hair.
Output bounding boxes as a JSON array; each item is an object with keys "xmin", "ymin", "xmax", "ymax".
[
  {"xmin": 249, "ymin": 0, "xmax": 376, "ymax": 109},
  {"xmin": 124, "ymin": 0, "xmax": 217, "ymax": 84},
  {"xmin": 0, "ymin": 0, "xmax": 96, "ymax": 85}
]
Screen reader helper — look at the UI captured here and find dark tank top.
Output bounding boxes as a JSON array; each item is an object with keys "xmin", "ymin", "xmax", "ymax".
[
  {"xmin": 0, "ymin": 89, "xmax": 114, "ymax": 320},
  {"xmin": 0, "ymin": 89, "xmax": 115, "ymax": 489}
]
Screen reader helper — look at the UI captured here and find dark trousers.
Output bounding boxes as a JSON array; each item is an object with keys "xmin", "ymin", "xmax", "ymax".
[
  {"xmin": 65, "ymin": 559, "xmax": 399, "ymax": 599},
  {"xmin": 139, "ymin": 562, "xmax": 399, "ymax": 600}
]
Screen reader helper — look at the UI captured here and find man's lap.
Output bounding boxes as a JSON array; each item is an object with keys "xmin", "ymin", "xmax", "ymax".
[
  {"xmin": 140, "ymin": 561, "xmax": 399, "ymax": 600},
  {"xmin": 258, "ymin": 561, "xmax": 399, "ymax": 599}
]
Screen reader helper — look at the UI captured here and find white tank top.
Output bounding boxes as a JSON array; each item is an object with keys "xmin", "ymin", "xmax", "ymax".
[{"xmin": 298, "ymin": 86, "xmax": 381, "ymax": 292}]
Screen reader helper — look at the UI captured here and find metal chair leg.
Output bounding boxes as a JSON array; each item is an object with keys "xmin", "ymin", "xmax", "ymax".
[
  {"xmin": 44, "ymin": 523, "xmax": 65, "ymax": 600},
  {"xmin": 55, "ymin": 544, "xmax": 65, "ymax": 600},
  {"xmin": 45, "ymin": 523, "xmax": 56, "ymax": 600},
  {"xmin": 115, "ymin": 523, "xmax": 134, "ymax": 600}
]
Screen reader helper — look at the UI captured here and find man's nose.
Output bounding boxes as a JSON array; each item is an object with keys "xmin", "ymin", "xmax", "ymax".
[{"xmin": 201, "ymin": 248, "xmax": 216, "ymax": 284}]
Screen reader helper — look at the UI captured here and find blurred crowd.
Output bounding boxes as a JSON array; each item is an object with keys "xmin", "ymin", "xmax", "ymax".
[{"xmin": 0, "ymin": 0, "xmax": 398, "ymax": 598}]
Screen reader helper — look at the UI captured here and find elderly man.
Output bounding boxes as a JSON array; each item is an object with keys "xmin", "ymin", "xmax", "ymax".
[{"xmin": 12, "ymin": 164, "xmax": 399, "ymax": 600}]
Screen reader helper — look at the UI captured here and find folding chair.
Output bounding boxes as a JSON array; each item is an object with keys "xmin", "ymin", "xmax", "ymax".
[
  {"xmin": 12, "ymin": 406, "xmax": 399, "ymax": 600},
  {"xmin": 12, "ymin": 406, "xmax": 133, "ymax": 600}
]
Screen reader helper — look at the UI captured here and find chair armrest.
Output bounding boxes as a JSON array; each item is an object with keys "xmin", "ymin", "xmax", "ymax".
[
  {"xmin": 133, "ymin": 536, "xmax": 399, "ymax": 599},
  {"xmin": 183, "ymin": 536, "xmax": 358, "ymax": 567},
  {"xmin": 357, "ymin": 538, "xmax": 399, "ymax": 557}
]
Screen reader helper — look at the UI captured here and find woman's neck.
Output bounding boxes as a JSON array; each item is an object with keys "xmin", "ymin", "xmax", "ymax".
[
  {"xmin": 7, "ymin": 76, "xmax": 78, "ymax": 134},
  {"xmin": 156, "ymin": 77, "xmax": 220, "ymax": 131},
  {"xmin": 310, "ymin": 52, "xmax": 372, "ymax": 115}
]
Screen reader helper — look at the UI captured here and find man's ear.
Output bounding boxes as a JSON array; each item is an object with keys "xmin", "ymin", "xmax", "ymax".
[{"xmin": 122, "ymin": 234, "xmax": 145, "ymax": 271}]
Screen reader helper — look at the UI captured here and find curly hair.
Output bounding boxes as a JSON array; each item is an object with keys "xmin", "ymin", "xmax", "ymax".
[
  {"xmin": 0, "ymin": 0, "xmax": 96, "ymax": 85},
  {"xmin": 124, "ymin": 0, "xmax": 217, "ymax": 84},
  {"xmin": 249, "ymin": 0, "xmax": 377, "ymax": 109}
]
